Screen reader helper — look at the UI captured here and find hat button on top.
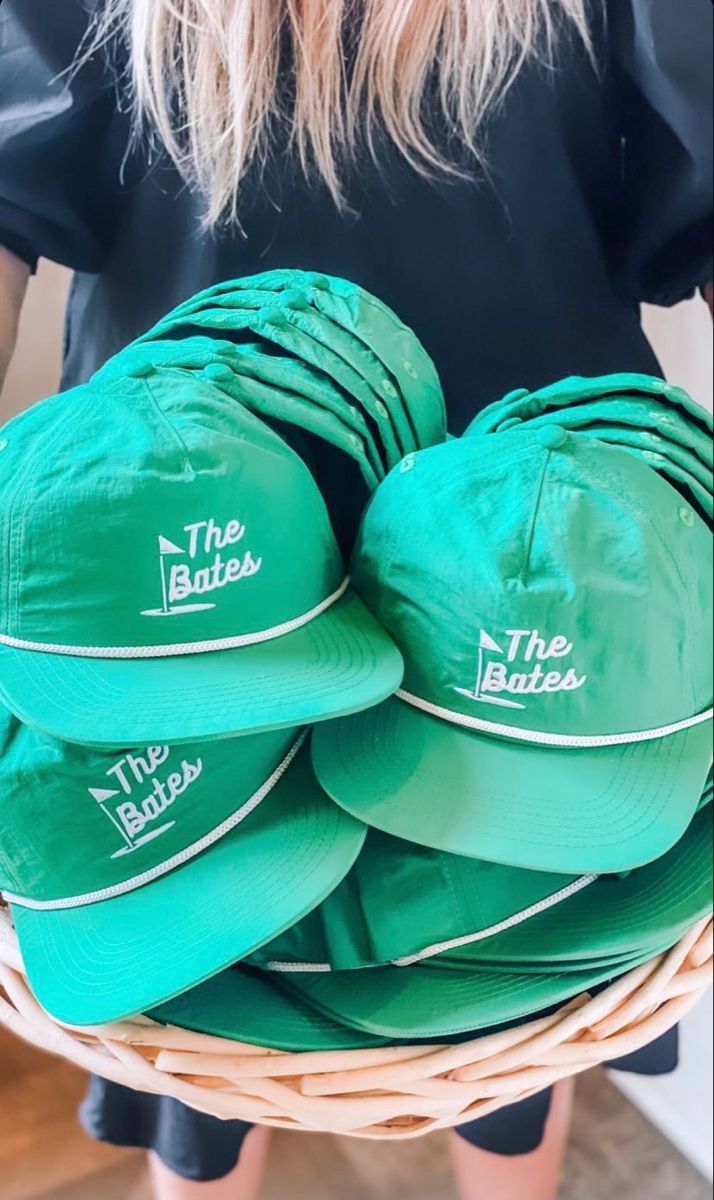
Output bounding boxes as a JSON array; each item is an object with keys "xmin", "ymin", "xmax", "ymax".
[
  {"xmin": 203, "ymin": 363, "xmax": 233, "ymax": 383},
  {"xmin": 281, "ymin": 289, "xmax": 310, "ymax": 311},
  {"xmin": 261, "ymin": 308, "xmax": 288, "ymax": 328},
  {"xmin": 535, "ymin": 425, "xmax": 569, "ymax": 451},
  {"xmin": 126, "ymin": 361, "xmax": 154, "ymax": 379}
]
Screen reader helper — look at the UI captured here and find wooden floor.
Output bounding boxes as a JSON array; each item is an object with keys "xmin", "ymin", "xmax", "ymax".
[{"xmin": 0, "ymin": 1028, "xmax": 709, "ymax": 1200}]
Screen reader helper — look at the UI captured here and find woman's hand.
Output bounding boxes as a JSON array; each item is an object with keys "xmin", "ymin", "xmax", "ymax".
[{"xmin": 0, "ymin": 246, "xmax": 30, "ymax": 391}]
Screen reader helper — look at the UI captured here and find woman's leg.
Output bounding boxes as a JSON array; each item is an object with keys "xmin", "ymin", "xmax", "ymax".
[
  {"xmin": 148, "ymin": 1126, "xmax": 272, "ymax": 1200},
  {"xmin": 449, "ymin": 1079, "xmax": 575, "ymax": 1200}
]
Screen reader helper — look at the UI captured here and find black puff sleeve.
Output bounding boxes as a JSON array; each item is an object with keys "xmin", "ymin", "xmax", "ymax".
[
  {"xmin": 0, "ymin": 0, "xmax": 128, "ymax": 272},
  {"xmin": 610, "ymin": 0, "xmax": 713, "ymax": 306}
]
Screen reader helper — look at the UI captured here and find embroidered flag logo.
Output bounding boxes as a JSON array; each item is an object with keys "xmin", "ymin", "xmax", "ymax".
[
  {"xmin": 141, "ymin": 517, "xmax": 263, "ymax": 617},
  {"xmin": 455, "ymin": 629, "xmax": 587, "ymax": 711},
  {"xmin": 90, "ymin": 747, "xmax": 203, "ymax": 859}
]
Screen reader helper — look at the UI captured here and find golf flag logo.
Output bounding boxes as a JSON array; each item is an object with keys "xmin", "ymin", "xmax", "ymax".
[
  {"xmin": 89, "ymin": 747, "xmax": 203, "ymax": 859},
  {"xmin": 455, "ymin": 629, "xmax": 588, "ymax": 710},
  {"xmin": 141, "ymin": 517, "xmax": 263, "ymax": 618}
]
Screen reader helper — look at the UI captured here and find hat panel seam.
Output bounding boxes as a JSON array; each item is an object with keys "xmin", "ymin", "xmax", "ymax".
[
  {"xmin": 355, "ymin": 440, "xmax": 539, "ymax": 650},
  {"xmin": 517, "ymin": 449, "xmax": 551, "ymax": 588},
  {"xmin": 143, "ymin": 375, "xmax": 196, "ymax": 478}
]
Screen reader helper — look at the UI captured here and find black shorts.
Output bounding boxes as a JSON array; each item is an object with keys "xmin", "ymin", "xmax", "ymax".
[{"xmin": 80, "ymin": 1028, "xmax": 679, "ymax": 1182}]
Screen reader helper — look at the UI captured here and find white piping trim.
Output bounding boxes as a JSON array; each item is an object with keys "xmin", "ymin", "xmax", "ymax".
[
  {"xmin": 263, "ymin": 873, "xmax": 598, "ymax": 973},
  {"xmin": 0, "ymin": 580, "xmax": 350, "ymax": 659},
  {"xmin": 3, "ymin": 733, "xmax": 307, "ymax": 911},
  {"xmin": 391, "ymin": 874, "xmax": 597, "ymax": 965},
  {"xmin": 397, "ymin": 689, "xmax": 713, "ymax": 749}
]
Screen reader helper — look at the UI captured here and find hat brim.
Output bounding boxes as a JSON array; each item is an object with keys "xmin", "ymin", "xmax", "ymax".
[
  {"xmin": 446, "ymin": 807, "xmax": 712, "ymax": 965},
  {"xmin": 312, "ymin": 697, "xmax": 713, "ymax": 874},
  {"xmin": 150, "ymin": 965, "xmax": 390, "ymax": 1052},
  {"xmin": 11, "ymin": 743, "xmax": 366, "ymax": 1026},
  {"xmin": 282, "ymin": 948, "xmax": 661, "ymax": 1039},
  {"xmin": 0, "ymin": 590, "xmax": 403, "ymax": 748},
  {"xmin": 455, "ymin": 942, "xmax": 678, "ymax": 975},
  {"xmin": 254, "ymin": 805, "xmax": 712, "ymax": 974}
]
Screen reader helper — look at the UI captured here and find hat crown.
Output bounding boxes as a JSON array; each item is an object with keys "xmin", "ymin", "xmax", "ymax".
[
  {"xmin": 353, "ymin": 431, "xmax": 713, "ymax": 738},
  {"xmin": 0, "ymin": 372, "xmax": 344, "ymax": 651}
]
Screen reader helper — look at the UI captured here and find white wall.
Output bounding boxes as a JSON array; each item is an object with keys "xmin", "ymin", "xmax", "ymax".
[
  {"xmin": 620, "ymin": 300, "xmax": 714, "ymax": 1182},
  {"xmin": 0, "ymin": 260, "xmax": 69, "ymax": 421},
  {"xmin": 1, "ymin": 268, "xmax": 713, "ymax": 1178}
]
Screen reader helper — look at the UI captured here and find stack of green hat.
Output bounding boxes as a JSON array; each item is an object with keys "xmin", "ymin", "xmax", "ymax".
[
  {"xmin": 0, "ymin": 364, "xmax": 403, "ymax": 1025},
  {"xmin": 0, "ymin": 274, "xmax": 711, "ymax": 1058},
  {"xmin": 467, "ymin": 374, "xmax": 712, "ymax": 524},
  {"xmin": 153, "ymin": 398, "xmax": 712, "ymax": 1048},
  {"xmin": 97, "ymin": 270, "xmax": 447, "ymax": 495}
]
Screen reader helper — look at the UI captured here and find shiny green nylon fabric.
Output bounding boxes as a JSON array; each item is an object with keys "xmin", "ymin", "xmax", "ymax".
[
  {"xmin": 435, "ymin": 804, "xmax": 713, "ymax": 966},
  {"xmin": 146, "ymin": 269, "xmax": 447, "ymax": 452},
  {"xmin": 150, "ymin": 965, "xmax": 390, "ymax": 1052},
  {"xmin": 473, "ymin": 397, "xmax": 713, "ymax": 469},
  {"xmin": 252, "ymin": 797, "xmax": 712, "ymax": 973},
  {"xmin": 98, "ymin": 336, "xmax": 388, "ymax": 484},
  {"xmin": 152, "ymin": 290, "xmax": 419, "ymax": 459},
  {"xmin": 280, "ymin": 945, "xmax": 663, "ymax": 1040},
  {"xmin": 470, "ymin": 374, "xmax": 713, "ymax": 445},
  {"xmin": 354, "ymin": 430, "xmax": 712, "ymax": 736},
  {"xmin": 464, "ymin": 377, "xmax": 713, "ymax": 524},
  {"xmin": 140, "ymin": 299, "xmax": 407, "ymax": 466},
  {"xmin": 312, "ymin": 427, "xmax": 713, "ymax": 872},
  {"xmin": 249, "ymin": 829, "xmax": 584, "ymax": 972},
  {"xmin": 0, "ymin": 724, "xmax": 367, "ymax": 1026},
  {"xmin": 0, "ymin": 370, "xmax": 404, "ymax": 746}
]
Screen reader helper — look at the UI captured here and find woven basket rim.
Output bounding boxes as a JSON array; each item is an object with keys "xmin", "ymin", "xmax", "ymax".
[{"xmin": 0, "ymin": 907, "xmax": 711, "ymax": 1139}]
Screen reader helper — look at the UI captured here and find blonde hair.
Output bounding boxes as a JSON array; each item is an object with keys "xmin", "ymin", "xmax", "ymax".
[{"xmin": 86, "ymin": 0, "xmax": 592, "ymax": 226}]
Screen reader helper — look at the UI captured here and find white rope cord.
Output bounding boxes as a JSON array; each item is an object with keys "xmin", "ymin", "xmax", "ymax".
[
  {"xmin": 263, "ymin": 873, "xmax": 598, "ymax": 973},
  {"xmin": 392, "ymin": 874, "xmax": 598, "ymax": 966},
  {"xmin": 3, "ymin": 733, "xmax": 307, "ymax": 912},
  {"xmin": 396, "ymin": 689, "xmax": 713, "ymax": 750},
  {"xmin": 0, "ymin": 580, "xmax": 350, "ymax": 659}
]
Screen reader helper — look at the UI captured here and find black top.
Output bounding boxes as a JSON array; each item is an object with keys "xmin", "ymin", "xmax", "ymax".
[{"xmin": 0, "ymin": 0, "xmax": 712, "ymax": 432}]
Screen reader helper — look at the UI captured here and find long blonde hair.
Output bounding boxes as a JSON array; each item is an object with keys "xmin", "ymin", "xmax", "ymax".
[{"xmin": 86, "ymin": 0, "xmax": 592, "ymax": 226}]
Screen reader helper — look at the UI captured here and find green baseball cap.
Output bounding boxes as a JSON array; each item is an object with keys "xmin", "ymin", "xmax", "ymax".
[
  {"xmin": 186, "ymin": 361, "xmax": 383, "ymax": 493},
  {"xmin": 250, "ymin": 829, "xmax": 591, "ymax": 972},
  {"xmin": 280, "ymin": 946, "xmax": 661, "ymax": 1039},
  {"xmin": 494, "ymin": 419, "xmax": 713, "ymax": 525},
  {"xmin": 0, "ymin": 371, "xmax": 403, "ymax": 747},
  {"xmin": 149, "ymin": 270, "xmax": 447, "ymax": 453},
  {"xmin": 436, "ymin": 804, "xmax": 713, "ymax": 966},
  {"xmin": 313, "ymin": 428, "xmax": 713, "ymax": 873},
  {"xmin": 165, "ymin": 290, "xmax": 420, "ymax": 460},
  {"xmin": 150, "ymin": 965, "xmax": 390, "ymax": 1052},
  {"xmin": 0, "ymin": 713, "xmax": 366, "ymax": 1026},
  {"xmin": 253, "ymin": 795, "xmax": 712, "ymax": 974},
  {"xmin": 471, "ymin": 375, "xmax": 713, "ymax": 449},
  {"xmin": 99, "ymin": 337, "xmax": 389, "ymax": 483},
  {"xmin": 559, "ymin": 423, "xmax": 712, "ymax": 489},
  {"xmin": 144, "ymin": 301, "xmax": 408, "ymax": 467}
]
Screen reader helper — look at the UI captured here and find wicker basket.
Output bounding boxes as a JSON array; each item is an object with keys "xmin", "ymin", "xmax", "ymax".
[{"xmin": 0, "ymin": 907, "xmax": 710, "ymax": 1141}]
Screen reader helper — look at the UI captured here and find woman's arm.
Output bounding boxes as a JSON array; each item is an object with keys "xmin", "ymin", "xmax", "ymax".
[{"xmin": 0, "ymin": 246, "xmax": 30, "ymax": 390}]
